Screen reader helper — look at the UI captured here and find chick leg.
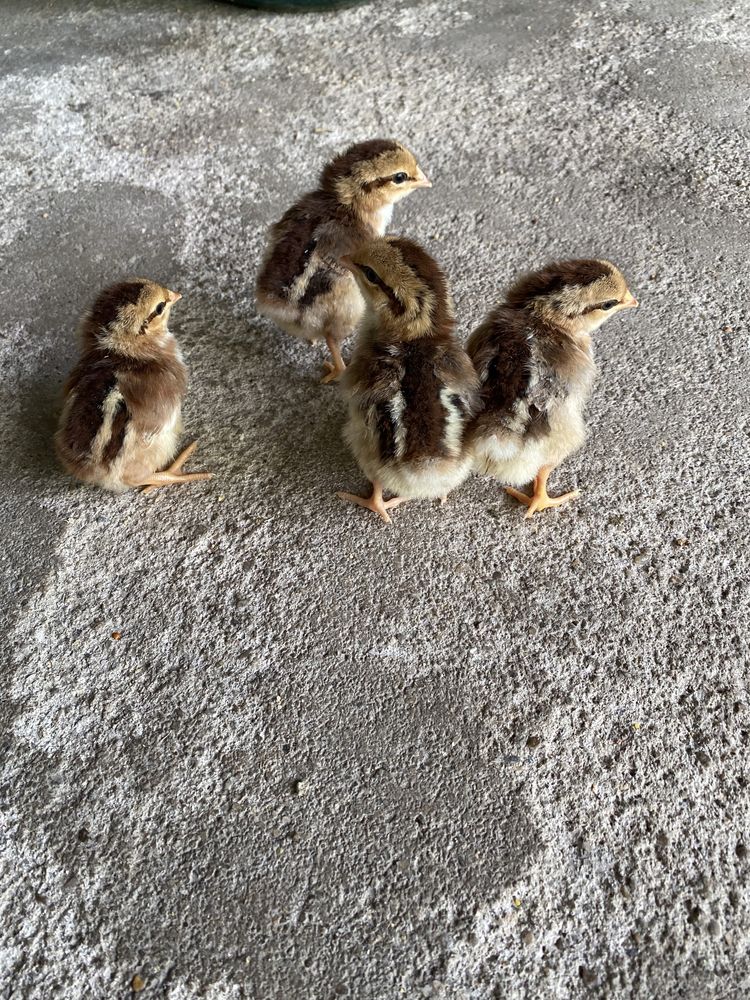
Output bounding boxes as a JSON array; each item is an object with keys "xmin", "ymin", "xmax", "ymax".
[
  {"xmin": 139, "ymin": 471, "xmax": 213, "ymax": 490},
  {"xmin": 505, "ymin": 465, "xmax": 580, "ymax": 519},
  {"xmin": 336, "ymin": 480, "xmax": 407, "ymax": 524},
  {"xmin": 140, "ymin": 441, "xmax": 212, "ymax": 494},
  {"xmin": 321, "ymin": 334, "xmax": 346, "ymax": 384}
]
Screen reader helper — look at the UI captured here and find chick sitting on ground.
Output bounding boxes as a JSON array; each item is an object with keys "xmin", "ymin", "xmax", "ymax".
[
  {"xmin": 55, "ymin": 279, "xmax": 211, "ymax": 494},
  {"xmin": 466, "ymin": 258, "xmax": 637, "ymax": 518},
  {"xmin": 255, "ymin": 139, "xmax": 431, "ymax": 384},
  {"xmin": 337, "ymin": 236, "xmax": 479, "ymax": 523}
]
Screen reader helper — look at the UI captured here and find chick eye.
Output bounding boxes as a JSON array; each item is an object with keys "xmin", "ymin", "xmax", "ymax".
[
  {"xmin": 360, "ymin": 265, "xmax": 379, "ymax": 284},
  {"xmin": 601, "ymin": 299, "xmax": 619, "ymax": 310},
  {"xmin": 392, "ymin": 172, "xmax": 408, "ymax": 184},
  {"xmin": 155, "ymin": 301, "xmax": 166, "ymax": 315}
]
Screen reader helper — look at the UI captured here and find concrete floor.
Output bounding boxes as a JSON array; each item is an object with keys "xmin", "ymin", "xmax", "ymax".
[{"xmin": 1, "ymin": 1, "xmax": 749, "ymax": 997}]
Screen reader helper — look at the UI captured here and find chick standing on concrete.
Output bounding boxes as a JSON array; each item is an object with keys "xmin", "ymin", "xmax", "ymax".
[
  {"xmin": 255, "ymin": 139, "xmax": 431, "ymax": 383},
  {"xmin": 56, "ymin": 279, "xmax": 211, "ymax": 493},
  {"xmin": 467, "ymin": 259, "xmax": 637, "ymax": 518},
  {"xmin": 337, "ymin": 236, "xmax": 479, "ymax": 523}
]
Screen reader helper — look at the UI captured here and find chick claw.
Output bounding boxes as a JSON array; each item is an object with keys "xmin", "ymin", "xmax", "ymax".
[
  {"xmin": 336, "ymin": 482, "xmax": 407, "ymax": 524},
  {"xmin": 505, "ymin": 466, "xmax": 580, "ymax": 519},
  {"xmin": 141, "ymin": 441, "xmax": 212, "ymax": 494}
]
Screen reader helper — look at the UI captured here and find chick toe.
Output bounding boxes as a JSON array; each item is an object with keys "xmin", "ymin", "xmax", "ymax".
[
  {"xmin": 336, "ymin": 484, "xmax": 406, "ymax": 524},
  {"xmin": 524, "ymin": 489, "xmax": 580, "ymax": 518},
  {"xmin": 141, "ymin": 440, "xmax": 208, "ymax": 494},
  {"xmin": 505, "ymin": 484, "xmax": 580, "ymax": 518},
  {"xmin": 321, "ymin": 336, "xmax": 346, "ymax": 384},
  {"xmin": 140, "ymin": 471, "xmax": 213, "ymax": 492},
  {"xmin": 321, "ymin": 359, "xmax": 346, "ymax": 384}
]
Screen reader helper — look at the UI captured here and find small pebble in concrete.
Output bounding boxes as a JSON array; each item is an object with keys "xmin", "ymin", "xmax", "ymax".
[{"xmin": 579, "ymin": 966, "xmax": 598, "ymax": 986}]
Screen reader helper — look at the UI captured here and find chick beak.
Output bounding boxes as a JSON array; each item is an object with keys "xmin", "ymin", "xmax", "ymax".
[
  {"xmin": 168, "ymin": 290, "xmax": 182, "ymax": 302},
  {"xmin": 339, "ymin": 254, "xmax": 354, "ymax": 272},
  {"xmin": 622, "ymin": 290, "xmax": 638, "ymax": 308},
  {"xmin": 414, "ymin": 166, "xmax": 432, "ymax": 188}
]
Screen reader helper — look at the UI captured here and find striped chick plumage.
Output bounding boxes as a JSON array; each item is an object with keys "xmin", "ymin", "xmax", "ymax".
[{"xmin": 337, "ymin": 236, "xmax": 479, "ymax": 523}]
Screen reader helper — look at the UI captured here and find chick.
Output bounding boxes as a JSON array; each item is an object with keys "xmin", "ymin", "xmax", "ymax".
[
  {"xmin": 55, "ymin": 279, "xmax": 212, "ymax": 494},
  {"xmin": 336, "ymin": 236, "xmax": 479, "ymax": 523},
  {"xmin": 255, "ymin": 138, "xmax": 431, "ymax": 383},
  {"xmin": 467, "ymin": 258, "xmax": 637, "ymax": 518}
]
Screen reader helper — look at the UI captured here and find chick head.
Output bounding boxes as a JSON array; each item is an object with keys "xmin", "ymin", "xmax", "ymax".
[
  {"xmin": 341, "ymin": 235, "xmax": 453, "ymax": 340},
  {"xmin": 507, "ymin": 259, "xmax": 637, "ymax": 335},
  {"xmin": 321, "ymin": 139, "xmax": 431, "ymax": 209},
  {"xmin": 87, "ymin": 278, "xmax": 182, "ymax": 355}
]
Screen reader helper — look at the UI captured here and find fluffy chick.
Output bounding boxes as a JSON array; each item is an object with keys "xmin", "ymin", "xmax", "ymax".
[
  {"xmin": 56, "ymin": 278, "xmax": 211, "ymax": 494},
  {"xmin": 337, "ymin": 236, "xmax": 479, "ymax": 523},
  {"xmin": 255, "ymin": 139, "xmax": 431, "ymax": 383},
  {"xmin": 467, "ymin": 258, "xmax": 637, "ymax": 518}
]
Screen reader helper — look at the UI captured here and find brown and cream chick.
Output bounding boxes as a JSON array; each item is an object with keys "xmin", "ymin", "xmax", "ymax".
[
  {"xmin": 255, "ymin": 139, "xmax": 431, "ymax": 384},
  {"xmin": 55, "ymin": 278, "xmax": 211, "ymax": 494},
  {"xmin": 467, "ymin": 258, "xmax": 637, "ymax": 518},
  {"xmin": 337, "ymin": 236, "xmax": 479, "ymax": 523}
]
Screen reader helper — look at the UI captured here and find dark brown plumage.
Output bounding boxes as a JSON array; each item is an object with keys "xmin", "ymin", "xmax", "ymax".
[
  {"xmin": 467, "ymin": 258, "xmax": 637, "ymax": 517},
  {"xmin": 319, "ymin": 139, "xmax": 402, "ymax": 192},
  {"xmin": 55, "ymin": 279, "xmax": 211, "ymax": 494},
  {"xmin": 255, "ymin": 139, "xmax": 431, "ymax": 383},
  {"xmin": 504, "ymin": 259, "xmax": 612, "ymax": 308},
  {"xmin": 336, "ymin": 237, "xmax": 479, "ymax": 523}
]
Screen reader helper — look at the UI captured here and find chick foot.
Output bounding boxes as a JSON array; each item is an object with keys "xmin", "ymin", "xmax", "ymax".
[
  {"xmin": 141, "ymin": 441, "xmax": 212, "ymax": 494},
  {"xmin": 336, "ymin": 481, "xmax": 407, "ymax": 524},
  {"xmin": 140, "ymin": 471, "xmax": 213, "ymax": 491},
  {"xmin": 321, "ymin": 335, "xmax": 346, "ymax": 384},
  {"xmin": 505, "ymin": 466, "xmax": 580, "ymax": 519}
]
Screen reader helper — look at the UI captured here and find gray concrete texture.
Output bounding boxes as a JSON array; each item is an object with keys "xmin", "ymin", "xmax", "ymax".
[{"xmin": 0, "ymin": 0, "xmax": 748, "ymax": 997}]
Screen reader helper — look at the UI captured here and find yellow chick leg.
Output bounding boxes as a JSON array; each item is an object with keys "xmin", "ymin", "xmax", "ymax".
[
  {"xmin": 505, "ymin": 465, "xmax": 580, "ymax": 519},
  {"xmin": 140, "ymin": 471, "xmax": 213, "ymax": 491},
  {"xmin": 336, "ymin": 480, "xmax": 407, "ymax": 524},
  {"xmin": 321, "ymin": 334, "xmax": 346, "ymax": 384},
  {"xmin": 140, "ymin": 441, "xmax": 212, "ymax": 494}
]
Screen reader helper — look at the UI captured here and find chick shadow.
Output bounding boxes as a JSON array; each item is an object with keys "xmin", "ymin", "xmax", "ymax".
[
  {"xmin": 274, "ymin": 389, "xmax": 349, "ymax": 484},
  {"xmin": 0, "ymin": 363, "xmax": 73, "ymax": 633},
  {"xmin": 6, "ymin": 371, "xmax": 68, "ymax": 486},
  {"xmin": 231, "ymin": 311, "xmax": 334, "ymax": 384},
  {"xmin": 188, "ymin": 302, "xmax": 352, "ymax": 493}
]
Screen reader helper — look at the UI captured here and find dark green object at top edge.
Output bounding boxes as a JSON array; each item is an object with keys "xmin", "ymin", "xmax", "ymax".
[{"xmin": 224, "ymin": 0, "xmax": 369, "ymax": 10}]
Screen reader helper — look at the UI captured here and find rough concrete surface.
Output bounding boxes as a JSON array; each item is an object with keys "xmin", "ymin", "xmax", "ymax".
[{"xmin": 1, "ymin": 0, "xmax": 749, "ymax": 997}]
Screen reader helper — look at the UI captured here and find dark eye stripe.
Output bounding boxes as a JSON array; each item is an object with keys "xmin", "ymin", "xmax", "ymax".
[
  {"xmin": 582, "ymin": 299, "xmax": 619, "ymax": 315},
  {"xmin": 362, "ymin": 174, "xmax": 410, "ymax": 193},
  {"xmin": 355, "ymin": 264, "xmax": 406, "ymax": 316},
  {"xmin": 144, "ymin": 301, "xmax": 168, "ymax": 327}
]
